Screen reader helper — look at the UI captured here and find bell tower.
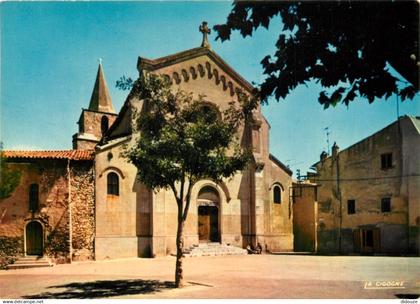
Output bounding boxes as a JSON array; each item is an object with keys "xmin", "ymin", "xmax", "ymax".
[{"xmin": 73, "ymin": 62, "xmax": 118, "ymax": 149}]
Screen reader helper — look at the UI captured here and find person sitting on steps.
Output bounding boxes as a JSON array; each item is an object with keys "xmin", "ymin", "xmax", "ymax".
[{"xmin": 246, "ymin": 243, "xmax": 263, "ymax": 254}]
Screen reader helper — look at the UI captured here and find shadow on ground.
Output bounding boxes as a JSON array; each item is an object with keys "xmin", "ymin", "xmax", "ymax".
[{"xmin": 23, "ymin": 279, "xmax": 175, "ymax": 299}]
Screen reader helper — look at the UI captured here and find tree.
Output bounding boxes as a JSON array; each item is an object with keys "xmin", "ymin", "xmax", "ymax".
[
  {"xmin": 214, "ymin": 1, "xmax": 419, "ymax": 108},
  {"xmin": 118, "ymin": 73, "xmax": 254, "ymax": 287},
  {"xmin": 0, "ymin": 152, "xmax": 21, "ymax": 199}
]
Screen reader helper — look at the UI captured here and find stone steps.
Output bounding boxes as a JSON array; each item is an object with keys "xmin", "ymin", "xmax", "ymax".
[
  {"xmin": 7, "ymin": 256, "xmax": 52, "ymax": 270},
  {"xmin": 183, "ymin": 243, "xmax": 247, "ymax": 257}
]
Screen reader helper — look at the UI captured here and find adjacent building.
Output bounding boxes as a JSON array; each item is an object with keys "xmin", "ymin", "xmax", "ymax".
[
  {"xmin": 308, "ymin": 116, "xmax": 420, "ymax": 255},
  {"xmin": 0, "ymin": 150, "xmax": 95, "ymax": 263}
]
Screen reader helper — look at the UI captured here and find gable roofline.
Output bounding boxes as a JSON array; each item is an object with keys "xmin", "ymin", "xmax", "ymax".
[
  {"xmin": 269, "ymin": 153, "xmax": 293, "ymax": 176},
  {"xmin": 137, "ymin": 47, "xmax": 255, "ymax": 93},
  {"xmin": 98, "ymin": 97, "xmax": 132, "ymax": 145},
  {"xmin": 408, "ymin": 115, "xmax": 420, "ymax": 134}
]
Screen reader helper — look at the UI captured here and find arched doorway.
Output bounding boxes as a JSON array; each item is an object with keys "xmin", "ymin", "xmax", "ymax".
[
  {"xmin": 26, "ymin": 221, "xmax": 43, "ymax": 256},
  {"xmin": 197, "ymin": 186, "xmax": 220, "ymax": 243}
]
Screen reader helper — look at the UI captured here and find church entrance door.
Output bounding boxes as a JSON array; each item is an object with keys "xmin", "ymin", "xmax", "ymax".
[
  {"xmin": 198, "ymin": 206, "xmax": 219, "ymax": 242},
  {"xmin": 197, "ymin": 185, "xmax": 221, "ymax": 243},
  {"xmin": 26, "ymin": 221, "xmax": 43, "ymax": 256}
]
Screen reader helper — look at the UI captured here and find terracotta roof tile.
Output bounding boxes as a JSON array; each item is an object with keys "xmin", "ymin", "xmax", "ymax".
[{"xmin": 2, "ymin": 150, "xmax": 94, "ymax": 161}]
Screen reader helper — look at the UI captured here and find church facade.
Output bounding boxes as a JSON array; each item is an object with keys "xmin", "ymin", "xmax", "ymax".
[{"xmin": 1, "ymin": 35, "xmax": 294, "ymax": 263}]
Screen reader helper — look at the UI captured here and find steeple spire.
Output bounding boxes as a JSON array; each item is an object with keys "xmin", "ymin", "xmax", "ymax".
[{"xmin": 88, "ymin": 61, "xmax": 115, "ymax": 113}]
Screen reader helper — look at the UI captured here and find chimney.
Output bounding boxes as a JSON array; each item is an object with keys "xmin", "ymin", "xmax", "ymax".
[
  {"xmin": 332, "ymin": 142, "xmax": 339, "ymax": 159},
  {"xmin": 320, "ymin": 151, "xmax": 328, "ymax": 162}
]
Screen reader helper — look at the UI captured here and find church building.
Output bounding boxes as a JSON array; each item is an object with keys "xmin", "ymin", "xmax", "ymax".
[{"xmin": 1, "ymin": 24, "xmax": 294, "ymax": 264}]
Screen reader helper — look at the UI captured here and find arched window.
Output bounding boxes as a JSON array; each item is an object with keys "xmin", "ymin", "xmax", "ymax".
[
  {"xmin": 101, "ymin": 116, "xmax": 109, "ymax": 135},
  {"xmin": 273, "ymin": 185, "xmax": 281, "ymax": 204},
  {"xmin": 195, "ymin": 103, "xmax": 221, "ymax": 124},
  {"xmin": 107, "ymin": 172, "xmax": 119, "ymax": 196},
  {"xmin": 29, "ymin": 183, "xmax": 39, "ymax": 211}
]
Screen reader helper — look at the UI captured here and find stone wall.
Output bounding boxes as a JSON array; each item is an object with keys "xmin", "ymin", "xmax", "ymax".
[
  {"xmin": 0, "ymin": 160, "xmax": 70, "ymax": 263},
  {"xmin": 401, "ymin": 117, "xmax": 420, "ymax": 254},
  {"xmin": 0, "ymin": 158, "xmax": 95, "ymax": 264},
  {"xmin": 310, "ymin": 119, "xmax": 417, "ymax": 255},
  {"xmin": 70, "ymin": 161, "xmax": 95, "ymax": 261},
  {"xmin": 80, "ymin": 110, "xmax": 118, "ymax": 140},
  {"xmin": 259, "ymin": 157, "xmax": 294, "ymax": 252},
  {"xmin": 0, "ymin": 236, "xmax": 23, "ymax": 269}
]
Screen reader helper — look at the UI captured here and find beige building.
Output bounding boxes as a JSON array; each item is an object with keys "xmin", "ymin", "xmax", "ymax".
[
  {"xmin": 292, "ymin": 181, "xmax": 318, "ymax": 252},
  {"xmin": 92, "ymin": 41, "xmax": 294, "ymax": 259},
  {"xmin": 1, "ymin": 32, "xmax": 294, "ymax": 263},
  {"xmin": 308, "ymin": 116, "xmax": 420, "ymax": 255}
]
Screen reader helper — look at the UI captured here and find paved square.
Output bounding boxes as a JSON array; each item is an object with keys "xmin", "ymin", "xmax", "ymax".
[{"xmin": 0, "ymin": 255, "xmax": 419, "ymax": 299}]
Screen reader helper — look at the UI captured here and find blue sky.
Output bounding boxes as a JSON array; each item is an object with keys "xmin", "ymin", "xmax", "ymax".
[{"xmin": 1, "ymin": 1, "xmax": 419, "ymax": 176}]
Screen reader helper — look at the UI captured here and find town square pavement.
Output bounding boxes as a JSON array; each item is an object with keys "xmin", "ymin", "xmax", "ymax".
[{"xmin": 0, "ymin": 255, "xmax": 419, "ymax": 299}]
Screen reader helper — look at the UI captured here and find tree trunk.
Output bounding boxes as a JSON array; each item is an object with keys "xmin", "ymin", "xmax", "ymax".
[{"xmin": 175, "ymin": 212, "xmax": 185, "ymax": 287}]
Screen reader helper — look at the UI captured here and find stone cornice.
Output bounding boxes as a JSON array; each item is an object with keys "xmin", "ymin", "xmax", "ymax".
[{"xmin": 137, "ymin": 47, "xmax": 255, "ymax": 94}]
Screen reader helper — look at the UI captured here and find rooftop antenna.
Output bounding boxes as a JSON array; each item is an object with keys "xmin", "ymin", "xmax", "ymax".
[{"xmin": 324, "ymin": 126, "xmax": 331, "ymax": 155}]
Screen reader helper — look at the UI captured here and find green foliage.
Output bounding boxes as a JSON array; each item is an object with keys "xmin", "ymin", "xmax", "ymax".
[
  {"xmin": 214, "ymin": 1, "xmax": 418, "ymax": 107},
  {"xmin": 0, "ymin": 236, "xmax": 23, "ymax": 269},
  {"xmin": 0, "ymin": 152, "xmax": 21, "ymax": 199},
  {"xmin": 116, "ymin": 76, "xmax": 134, "ymax": 91},
  {"xmin": 45, "ymin": 228, "xmax": 70, "ymax": 260},
  {"xmin": 121, "ymin": 68, "xmax": 257, "ymax": 287},
  {"xmin": 123, "ymin": 73, "xmax": 254, "ymax": 197}
]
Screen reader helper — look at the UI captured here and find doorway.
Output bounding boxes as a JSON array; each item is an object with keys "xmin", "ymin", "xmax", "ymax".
[
  {"xmin": 353, "ymin": 228, "xmax": 380, "ymax": 254},
  {"xmin": 197, "ymin": 185, "xmax": 220, "ymax": 243},
  {"xmin": 26, "ymin": 221, "xmax": 43, "ymax": 256},
  {"xmin": 198, "ymin": 206, "xmax": 219, "ymax": 242}
]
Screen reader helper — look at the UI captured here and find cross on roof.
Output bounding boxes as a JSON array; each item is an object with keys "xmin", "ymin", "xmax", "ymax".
[{"xmin": 199, "ymin": 21, "xmax": 211, "ymax": 49}]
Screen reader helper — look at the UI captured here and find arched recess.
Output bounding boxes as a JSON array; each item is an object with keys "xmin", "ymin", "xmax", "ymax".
[
  {"xmin": 98, "ymin": 166, "xmax": 125, "ymax": 179},
  {"xmin": 192, "ymin": 180, "xmax": 230, "ymax": 205},
  {"xmin": 269, "ymin": 182, "xmax": 284, "ymax": 204},
  {"xmin": 29, "ymin": 183, "xmax": 39, "ymax": 212},
  {"xmin": 269, "ymin": 182, "xmax": 284, "ymax": 191},
  {"xmin": 25, "ymin": 220, "xmax": 44, "ymax": 256},
  {"xmin": 107, "ymin": 172, "xmax": 119, "ymax": 196},
  {"xmin": 197, "ymin": 102, "xmax": 222, "ymax": 122},
  {"xmin": 192, "ymin": 180, "xmax": 230, "ymax": 243},
  {"xmin": 101, "ymin": 116, "xmax": 109, "ymax": 135},
  {"xmin": 196, "ymin": 184, "xmax": 220, "ymax": 243}
]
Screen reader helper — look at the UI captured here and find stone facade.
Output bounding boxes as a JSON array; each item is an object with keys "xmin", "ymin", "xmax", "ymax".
[
  {"xmin": 94, "ymin": 46, "xmax": 295, "ymax": 259},
  {"xmin": 2, "ymin": 41, "xmax": 296, "ymax": 263},
  {"xmin": 0, "ymin": 156, "xmax": 95, "ymax": 263},
  {"xmin": 73, "ymin": 109, "xmax": 118, "ymax": 150},
  {"xmin": 69, "ymin": 162, "xmax": 95, "ymax": 261},
  {"xmin": 308, "ymin": 116, "xmax": 420, "ymax": 255}
]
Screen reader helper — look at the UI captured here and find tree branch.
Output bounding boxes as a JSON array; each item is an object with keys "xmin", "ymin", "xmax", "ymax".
[
  {"xmin": 182, "ymin": 177, "xmax": 195, "ymax": 222},
  {"xmin": 170, "ymin": 183, "xmax": 179, "ymax": 202}
]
